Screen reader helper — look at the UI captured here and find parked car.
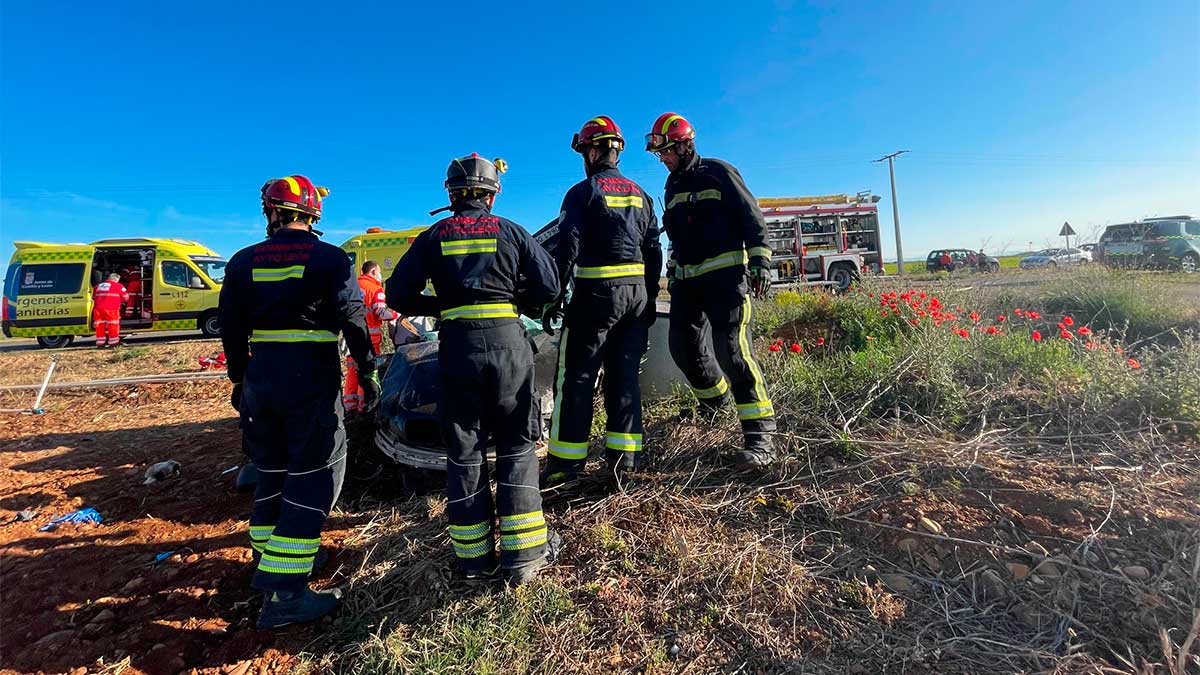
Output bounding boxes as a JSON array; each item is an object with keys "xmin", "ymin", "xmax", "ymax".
[
  {"xmin": 925, "ymin": 249, "xmax": 1000, "ymax": 273},
  {"xmin": 1097, "ymin": 217, "xmax": 1200, "ymax": 273},
  {"xmin": 1018, "ymin": 248, "xmax": 1088, "ymax": 269},
  {"xmin": 1078, "ymin": 243, "xmax": 1097, "ymax": 262}
]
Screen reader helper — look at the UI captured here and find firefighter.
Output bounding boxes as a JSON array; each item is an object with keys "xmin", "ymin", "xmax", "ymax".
[
  {"xmin": 644, "ymin": 113, "xmax": 777, "ymax": 468},
  {"xmin": 541, "ymin": 116, "xmax": 662, "ymax": 485},
  {"xmin": 386, "ymin": 154, "xmax": 560, "ymax": 585},
  {"xmin": 219, "ymin": 175, "xmax": 379, "ymax": 629},
  {"xmin": 92, "ymin": 272, "xmax": 128, "ymax": 348},
  {"xmin": 343, "ymin": 260, "xmax": 397, "ymax": 413}
]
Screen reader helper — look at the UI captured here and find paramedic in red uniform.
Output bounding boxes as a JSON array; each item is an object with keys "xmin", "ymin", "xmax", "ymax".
[
  {"xmin": 343, "ymin": 260, "xmax": 397, "ymax": 412},
  {"xmin": 93, "ymin": 273, "xmax": 128, "ymax": 348}
]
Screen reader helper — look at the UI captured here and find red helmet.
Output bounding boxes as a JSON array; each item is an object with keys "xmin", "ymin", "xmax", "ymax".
[
  {"xmin": 260, "ymin": 175, "xmax": 328, "ymax": 221},
  {"xmin": 571, "ymin": 115, "xmax": 624, "ymax": 153},
  {"xmin": 645, "ymin": 112, "xmax": 696, "ymax": 152}
]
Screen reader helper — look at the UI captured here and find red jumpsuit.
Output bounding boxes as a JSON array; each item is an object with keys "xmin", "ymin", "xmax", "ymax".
[
  {"xmin": 93, "ymin": 280, "xmax": 129, "ymax": 346},
  {"xmin": 343, "ymin": 274, "xmax": 397, "ymax": 411},
  {"xmin": 124, "ymin": 270, "xmax": 143, "ymax": 318}
]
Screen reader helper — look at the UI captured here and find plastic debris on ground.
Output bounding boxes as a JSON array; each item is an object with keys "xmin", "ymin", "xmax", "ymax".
[{"xmin": 39, "ymin": 507, "xmax": 103, "ymax": 531}]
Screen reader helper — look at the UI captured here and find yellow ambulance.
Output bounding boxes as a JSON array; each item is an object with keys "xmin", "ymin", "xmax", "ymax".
[
  {"xmin": 339, "ymin": 226, "xmax": 428, "ymax": 279},
  {"xmin": 3, "ymin": 238, "xmax": 226, "ymax": 348}
]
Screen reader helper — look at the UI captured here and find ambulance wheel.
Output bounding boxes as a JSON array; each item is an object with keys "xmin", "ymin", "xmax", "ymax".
[
  {"xmin": 199, "ymin": 311, "xmax": 221, "ymax": 337},
  {"xmin": 36, "ymin": 335, "xmax": 75, "ymax": 349}
]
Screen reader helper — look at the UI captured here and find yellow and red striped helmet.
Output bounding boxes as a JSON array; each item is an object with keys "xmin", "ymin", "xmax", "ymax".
[
  {"xmin": 644, "ymin": 112, "xmax": 695, "ymax": 152},
  {"xmin": 571, "ymin": 115, "xmax": 624, "ymax": 153}
]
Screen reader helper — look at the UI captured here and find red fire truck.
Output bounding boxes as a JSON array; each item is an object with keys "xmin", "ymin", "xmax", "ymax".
[{"xmin": 759, "ymin": 192, "xmax": 884, "ymax": 291}]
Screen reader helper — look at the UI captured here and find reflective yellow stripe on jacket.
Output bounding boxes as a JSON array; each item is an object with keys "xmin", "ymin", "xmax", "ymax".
[
  {"xmin": 576, "ymin": 263, "xmax": 645, "ymax": 280},
  {"xmin": 440, "ymin": 303, "xmax": 519, "ymax": 321},
  {"xmin": 603, "ymin": 195, "xmax": 645, "ymax": 209},
  {"xmin": 252, "ymin": 265, "xmax": 305, "ymax": 282},
  {"xmin": 676, "ymin": 250, "xmax": 748, "ymax": 280},
  {"xmin": 441, "ymin": 239, "xmax": 498, "ymax": 255},
  {"xmin": 249, "ymin": 329, "xmax": 339, "ymax": 343},
  {"xmin": 666, "ymin": 189, "xmax": 721, "ymax": 209}
]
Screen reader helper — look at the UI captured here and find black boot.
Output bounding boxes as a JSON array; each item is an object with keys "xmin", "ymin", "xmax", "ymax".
[
  {"xmin": 540, "ymin": 457, "xmax": 582, "ymax": 488},
  {"xmin": 504, "ymin": 530, "xmax": 563, "ymax": 587},
  {"xmin": 731, "ymin": 432, "xmax": 776, "ymax": 469},
  {"xmin": 256, "ymin": 587, "xmax": 341, "ymax": 629}
]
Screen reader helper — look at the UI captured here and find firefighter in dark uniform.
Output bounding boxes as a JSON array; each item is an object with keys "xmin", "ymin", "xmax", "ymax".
[
  {"xmin": 644, "ymin": 113, "xmax": 777, "ymax": 467},
  {"xmin": 542, "ymin": 116, "xmax": 662, "ymax": 485},
  {"xmin": 386, "ymin": 154, "xmax": 561, "ymax": 585},
  {"xmin": 220, "ymin": 175, "xmax": 379, "ymax": 629}
]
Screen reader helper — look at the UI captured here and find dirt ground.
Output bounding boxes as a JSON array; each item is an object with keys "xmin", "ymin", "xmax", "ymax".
[
  {"xmin": 2, "ymin": 339, "xmax": 1198, "ymax": 674},
  {"xmin": 0, "ymin": 359, "xmax": 351, "ymax": 675}
]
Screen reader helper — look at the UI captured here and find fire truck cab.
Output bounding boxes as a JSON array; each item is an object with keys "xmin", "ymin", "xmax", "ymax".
[{"xmin": 760, "ymin": 193, "xmax": 884, "ymax": 291}]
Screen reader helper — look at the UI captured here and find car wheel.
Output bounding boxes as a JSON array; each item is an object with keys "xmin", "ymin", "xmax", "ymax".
[
  {"xmin": 988, "ymin": 262, "xmax": 1000, "ymax": 273},
  {"xmin": 1048, "ymin": 261, "xmax": 1058, "ymax": 269},
  {"xmin": 1181, "ymin": 252, "xmax": 1200, "ymax": 274},
  {"xmin": 36, "ymin": 335, "xmax": 75, "ymax": 349},
  {"xmin": 199, "ymin": 311, "xmax": 221, "ymax": 337}
]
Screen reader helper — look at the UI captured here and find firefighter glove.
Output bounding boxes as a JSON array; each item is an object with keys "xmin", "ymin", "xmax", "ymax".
[
  {"xmin": 230, "ymin": 382, "xmax": 243, "ymax": 413},
  {"xmin": 361, "ymin": 370, "xmax": 382, "ymax": 413},
  {"xmin": 750, "ymin": 266, "xmax": 771, "ymax": 298}
]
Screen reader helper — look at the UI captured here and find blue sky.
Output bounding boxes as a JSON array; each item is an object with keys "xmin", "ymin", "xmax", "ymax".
[{"xmin": 2, "ymin": 0, "xmax": 1197, "ymax": 270}]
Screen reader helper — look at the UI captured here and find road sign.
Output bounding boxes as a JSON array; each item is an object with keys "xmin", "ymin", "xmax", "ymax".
[{"xmin": 1059, "ymin": 222, "xmax": 1076, "ymax": 237}]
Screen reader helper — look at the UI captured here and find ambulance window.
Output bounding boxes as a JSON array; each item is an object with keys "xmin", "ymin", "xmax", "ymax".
[
  {"xmin": 17, "ymin": 263, "xmax": 84, "ymax": 295},
  {"xmin": 161, "ymin": 261, "xmax": 193, "ymax": 288},
  {"xmin": 4, "ymin": 265, "xmax": 20, "ymax": 299}
]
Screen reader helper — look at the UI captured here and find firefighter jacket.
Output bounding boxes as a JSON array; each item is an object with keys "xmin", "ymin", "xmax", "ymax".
[
  {"xmin": 218, "ymin": 228, "xmax": 376, "ymax": 384},
  {"xmin": 358, "ymin": 274, "xmax": 397, "ymax": 331},
  {"xmin": 553, "ymin": 165, "xmax": 662, "ymax": 299},
  {"xmin": 385, "ymin": 199, "xmax": 560, "ymax": 324},
  {"xmin": 92, "ymin": 281, "xmax": 129, "ymax": 311},
  {"xmin": 662, "ymin": 154, "xmax": 771, "ymax": 287}
]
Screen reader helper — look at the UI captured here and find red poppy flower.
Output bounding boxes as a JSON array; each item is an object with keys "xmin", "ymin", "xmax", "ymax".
[
  {"xmin": 1084, "ymin": 341, "xmax": 1098, "ymax": 350},
  {"xmin": 969, "ymin": 311, "xmax": 980, "ymax": 322},
  {"xmin": 919, "ymin": 292, "xmax": 927, "ymax": 299},
  {"xmin": 954, "ymin": 328, "xmax": 969, "ymax": 339},
  {"xmin": 868, "ymin": 293, "xmax": 874, "ymax": 298},
  {"xmin": 1060, "ymin": 329, "xmax": 1074, "ymax": 340},
  {"xmin": 1077, "ymin": 327, "xmax": 1091, "ymax": 336},
  {"xmin": 1027, "ymin": 311, "xmax": 1041, "ymax": 320},
  {"xmin": 769, "ymin": 343, "xmax": 781, "ymax": 352},
  {"xmin": 881, "ymin": 310, "xmax": 889, "ymax": 317},
  {"xmin": 1057, "ymin": 322, "xmax": 1066, "ymax": 330},
  {"xmin": 1063, "ymin": 316, "xmax": 1074, "ymax": 327},
  {"xmin": 816, "ymin": 337, "xmax": 826, "ymax": 346},
  {"xmin": 997, "ymin": 315, "xmax": 1007, "ymax": 323},
  {"xmin": 1031, "ymin": 331, "xmax": 1042, "ymax": 341},
  {"xmin": 917, "ymin": 310, "xmax": 927, "ymax": 317},
  {"xmin": 789, "ymin": 343, "xmax": 802, "ymax": 353},
  {"xmin": 985, "ymin": 326, "xmax": 999, "ymax": 335},
  {"xmin": 1127, "ymin": 358, "xmax": 1141, "ymax": 369},
  {"xmin": 909, "ymin": 318, "xmax": 920, "ymax": 326},
  {"xmin": 1014, "ymin": 308, "xmax": 1024, "ymax": 316},
  {"xmin": 1115, "ymin": 346, "xmax": 1125, "ymax": 355}
]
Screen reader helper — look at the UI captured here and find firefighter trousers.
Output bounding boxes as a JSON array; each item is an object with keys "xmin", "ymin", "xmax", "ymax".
[
  {"xmin": 668, "ymin": 278, "xmax": 775, "ymax": 449},
  {"xmin": 438, "ymin": 321, "xmax": 545, "ymax": 572},
  {"xmin": 242, "ymin": 345, "xmax": 346, "ymax": 593},
  {"xmin": 548, "ymin": 283, "xmax": 649, "ymax": 472}
]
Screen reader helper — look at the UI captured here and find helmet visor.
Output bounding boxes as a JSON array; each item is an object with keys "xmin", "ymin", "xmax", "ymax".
[
  {"xmin": 570, "ymin": 132, "xmax": 583, "ymax": 153},
  {"xmin": 644, "ymin": 132, "xmax": 670, "ymax": 151}
]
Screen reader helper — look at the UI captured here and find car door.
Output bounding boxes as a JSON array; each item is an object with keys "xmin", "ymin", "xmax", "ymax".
[{"xmin": 155, "ymin": 258, "xmax": 208, "ymax": 328}]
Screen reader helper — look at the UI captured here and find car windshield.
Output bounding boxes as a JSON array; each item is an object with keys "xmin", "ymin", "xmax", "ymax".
[
  {"xmin": 190, "ymin": 257, "xmax": 227, "ymax": 284},
  {"xmin": 1032, "ymin": 249, "xmax": 1059, "ymax": 256}
]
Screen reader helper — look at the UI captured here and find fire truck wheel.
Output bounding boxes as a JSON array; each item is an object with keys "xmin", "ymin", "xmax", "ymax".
[{"xmin": 829, "ymin": 263, "xmax": 857, "ymax": 292}]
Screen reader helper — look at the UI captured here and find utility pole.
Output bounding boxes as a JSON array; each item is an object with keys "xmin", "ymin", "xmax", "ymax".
[{"xmin": 874, "ymin": 151, "xmax": 909, "ymax": 274}]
